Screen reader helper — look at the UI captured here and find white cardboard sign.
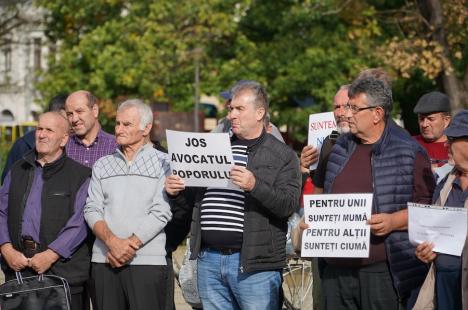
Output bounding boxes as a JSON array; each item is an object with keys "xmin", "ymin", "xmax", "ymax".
[
  {"xmin": 301, "ymin": 193, "xmax": 373, "ymax": 258},
  {"xmin": 166, "ymin": 130, "xmax": 235, "ymax": 188},
  {"xmin": 307, "ymin": 112, "xmax": 336, "ymax": 170}
]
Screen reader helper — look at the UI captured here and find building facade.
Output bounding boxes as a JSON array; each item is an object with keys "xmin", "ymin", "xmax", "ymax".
[{"xmin": 0, "ymin": 0, "xmax": 47, "ymax": 125}]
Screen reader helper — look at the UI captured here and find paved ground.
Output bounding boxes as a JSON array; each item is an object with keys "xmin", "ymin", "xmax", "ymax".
[
  {"xmin": 0, "ymin": 247, "xmax": 192, "ymax": 310},
  {"xmin": 0, "ymin": 246, "xmax": 313, "ymax": 309}
]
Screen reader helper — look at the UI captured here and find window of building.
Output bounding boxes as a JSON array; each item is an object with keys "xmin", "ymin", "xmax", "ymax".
[
  {"xmin": 3, "ymin": 47, "xmax": 12, "ymax": 72},
  {"xmin": 33, "ymin": 37, "xmax": 42, "ymax": 71}
]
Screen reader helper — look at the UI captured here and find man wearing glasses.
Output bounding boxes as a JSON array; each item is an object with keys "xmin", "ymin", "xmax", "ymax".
[{"xmin": 320, "ymin": 76, "xmax": 435, "ymax": 309}]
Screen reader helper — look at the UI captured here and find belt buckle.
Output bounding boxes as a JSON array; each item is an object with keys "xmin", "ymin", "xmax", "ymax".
[
  {"xmin": 22, "ymin": 238, "xmax": 38, "ymax": 250},
  {"xmin": 219, "ymin": 248, "xmax": 238, "ymax": 255}
]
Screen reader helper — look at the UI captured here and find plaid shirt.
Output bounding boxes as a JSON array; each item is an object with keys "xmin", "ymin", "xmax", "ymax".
[{"xmin": 66, "ymin": 129, "xmax": 117, "ymax": 167}]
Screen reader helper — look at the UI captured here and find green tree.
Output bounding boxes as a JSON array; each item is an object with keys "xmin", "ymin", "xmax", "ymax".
[
  {"xmin": 36, "ymin": 0, "xmax": 383, "ymax": 143},
  {"xmin": 36, "ymin": 0, "xmax": 465, "ymax": 143},
  {"xmin": 36, "ymin": 0, "xmax": 249, "ymax": 110},
  {"xmin": 377, "ymin": 0, "xmax": 467, "ymax": 113}
]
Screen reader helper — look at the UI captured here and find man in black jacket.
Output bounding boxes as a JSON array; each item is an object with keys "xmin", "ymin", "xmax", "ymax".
[
  {"xmin": 0, "ymin": 112, "xmax": 91, "ymax": 310},
  {"xmin": 165, "ymin": 80, "xmax": 301, "ymax": 310}
]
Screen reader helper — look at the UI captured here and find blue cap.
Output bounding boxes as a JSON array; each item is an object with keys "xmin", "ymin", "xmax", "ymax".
[
  {"xmin": 445, "ymin": 110, "xmax": 468, "ymax": 138},
  {"xmin": 219, "ymin": 90, "xmax": 231, "ymax": 100}
]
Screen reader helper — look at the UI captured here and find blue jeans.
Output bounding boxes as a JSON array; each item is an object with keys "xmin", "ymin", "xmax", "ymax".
[{"xmin": 197, "ymin": 248, "xmax": 281, "ymax": 310}]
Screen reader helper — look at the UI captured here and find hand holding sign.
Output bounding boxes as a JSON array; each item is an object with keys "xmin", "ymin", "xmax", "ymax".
[
  {"xmin": 230, "ymin": 166, "xmax": 256, "ymax": 192},
  {"xmin": 165, "ymin": 175, "xmax": 185, "ymax": 196},
  {"xmin": 300, "ymin": 145, "xmax": 319, "ymax": 173},
  {"xmin": 368, "ymin": 213, "xmax": 395, "ymax": 236},
  {"xmin": 415, "ymin": 242, "xmax": 437, "ymax": 264}
]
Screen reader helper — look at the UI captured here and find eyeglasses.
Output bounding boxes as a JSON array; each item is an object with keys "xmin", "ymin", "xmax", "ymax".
[{"xmin": 344, "ymin": 104, "xmax": 380, "ymax": 114}]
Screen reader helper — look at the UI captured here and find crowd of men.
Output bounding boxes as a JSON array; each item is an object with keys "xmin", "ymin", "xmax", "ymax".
[{"xmin": 0, "ymin": 71, "xmax": 466, "ymax": 310}]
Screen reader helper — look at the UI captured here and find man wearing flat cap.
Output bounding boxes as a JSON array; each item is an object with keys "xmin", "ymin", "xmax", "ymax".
[
  {"xmin": 413, "ymin": 91, "xmax": 452, "ymax": 172},
  {"xmin": 414, "ymin": 109, "xmax": 468, "ymax": 309}
]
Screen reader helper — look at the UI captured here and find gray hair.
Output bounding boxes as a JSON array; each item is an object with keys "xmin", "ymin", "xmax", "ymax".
[
  {"xmin": 348, "ymin": 76, "xmax": 393, "ymax": 119},
  {"xmin": 117, "ymin": 99, "xmax": 153, "ymax": 130},
  {"xmin": 230, "ymin": 80, "xmax": 269, "ymax": 120},
  {"xmin": 338, "ymin": 84, "xmax": 350, "ymax": 92}
]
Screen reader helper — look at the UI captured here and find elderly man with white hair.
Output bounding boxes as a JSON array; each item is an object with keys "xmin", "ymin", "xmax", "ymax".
[{"xmin": 84, "ymin": 99, "xmax": 172, "ymax": 310}]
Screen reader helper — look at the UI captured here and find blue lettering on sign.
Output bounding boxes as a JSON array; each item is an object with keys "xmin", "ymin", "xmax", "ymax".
[{"xmin": 316, "ymin": 136, "xmax": 325, "ymax": 146}]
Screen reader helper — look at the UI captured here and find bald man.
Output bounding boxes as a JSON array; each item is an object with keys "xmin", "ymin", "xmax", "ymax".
[
  {"xmin": 65, "ymin": 90, "xmax": 117, "ymax": 167},
  {"xmin": 0, "ymin": 112, "xmax": 91, "ymax": 310}
]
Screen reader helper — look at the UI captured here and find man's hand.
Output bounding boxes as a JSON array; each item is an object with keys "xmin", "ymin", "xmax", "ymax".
[
  {"xmin": 415, "ymin": 242, "xmax": 437, "ymax": 264},
  {"xmin": 106, "ymin": 235, "xmax": 140, "ymax": 264},
  {"xmin": 129, "ymin": 234, "xmax": 143, "ymax": 248},
  {"xmin": 106, "ymin": 252, "xmax": 124, "ymax": 268},
  {"xmin": 367, "ymin": 213, "xmax": 395, "ymax": 236},
  {"xmin": 0, "ymin": 243, "xmax": 29, "ymax": 271},
  {"xmin": 165, "ymin": 175, "xmax": 185, "ymax": 196},
  {"xmin": 298, "ymin": 219, "xmax": 309, "ymax": 232},
  {"xmin": 29, "ymin": 249, "xmax": 60, "ymax": 274},
  {"xmin": 300, "ymin": 145, "xmax": 319, "ymax": 173},
  {"xmin": 106, "ymin": 235, "xmax": 141, "ymax": 267},
  {"xmin": 230, "ymin": 166, "xmax": 256, "ymax": 192}
]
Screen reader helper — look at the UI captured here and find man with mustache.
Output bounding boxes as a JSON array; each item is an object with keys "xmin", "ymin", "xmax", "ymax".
[
  {"xmin": 300, "ymin": 85, "xmax": 350, "ymax": 194},
  {"xmin": 319, "ymin": 76, "xmax": 435, "ymax": 309}
]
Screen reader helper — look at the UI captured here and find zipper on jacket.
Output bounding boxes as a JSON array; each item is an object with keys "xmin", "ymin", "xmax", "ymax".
[{"xmin": 17, "ymin": 167, "xmax": 35, "ymax": 249}]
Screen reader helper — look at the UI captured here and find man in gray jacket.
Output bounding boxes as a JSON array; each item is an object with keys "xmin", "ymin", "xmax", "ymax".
[
  {"xmin": 165, "ymin": 80, "xmax": 301, "ymax": 310},
  {"xmin": 84, "ymin": 99, "xmax": 172, "ymax": 310}
]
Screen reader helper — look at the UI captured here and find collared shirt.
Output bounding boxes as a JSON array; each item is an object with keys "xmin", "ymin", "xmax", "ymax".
[
  {"xmin": 66, "ymin": 129, "xmax": 117, "ymax": 167},
  {"xmin": 0, "ymin": 164, "xmax": 90, "ymax": 259}
]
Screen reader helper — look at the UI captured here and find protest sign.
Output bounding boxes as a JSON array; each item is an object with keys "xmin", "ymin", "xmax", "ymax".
[
  {"xmin": 307, "ymin": 112, "xmax": 336, "ymax": 170},
  {"xmin": 166, "ymin": 130, "xmax": 235, "ymax": 188},
  {"xmin": 408, "ymin": 202, "xmax": 467, "ymax": 256},
  {"xmin": 301, "ymin": 193, "xmax": 373, "ymax": 258}
]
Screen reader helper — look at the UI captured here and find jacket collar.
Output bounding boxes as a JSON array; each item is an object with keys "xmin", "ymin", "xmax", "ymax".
[
  {"xmin": 342, "ymin": 121, "xmax": 392, "ymax": 156},
  {"xmin": 24, "ymin": 149, "xmax": 68, "ymax": 180},
  {"xmin": 231, "ymin": 129, "xmax": 267, "ymax": 152},
  {"xmin": 116, "ymin": 142, "xmax": 152, "ymax": 163}
]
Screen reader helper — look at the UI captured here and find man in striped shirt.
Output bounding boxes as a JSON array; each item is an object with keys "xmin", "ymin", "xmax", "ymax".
[{"xmin": 166, "ymin": 80, "xmax": 301, "ymax": 310}]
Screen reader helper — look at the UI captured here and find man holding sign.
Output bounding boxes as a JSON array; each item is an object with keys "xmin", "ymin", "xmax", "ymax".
[
  {"xmin": 165, "ymin": 80, "xmax": 301, "ymax": 310},
  {"xmin": 320, "ymin": 76, "xmax": 435, "ymax": 309},
  {"xmin": 413, "ymin": 110, "xmax": 468, "ymax": 310}
]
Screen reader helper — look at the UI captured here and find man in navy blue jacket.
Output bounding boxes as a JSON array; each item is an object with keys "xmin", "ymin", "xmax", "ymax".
[{"xmin": 321, "ymin": 76, "xmax": 435, "ymax": 309}]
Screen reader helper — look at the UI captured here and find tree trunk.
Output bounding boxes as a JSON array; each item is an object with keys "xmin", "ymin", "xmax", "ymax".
[{"xmin": 419, "ymin": 0, "xmax": 467, "ymax": 113}]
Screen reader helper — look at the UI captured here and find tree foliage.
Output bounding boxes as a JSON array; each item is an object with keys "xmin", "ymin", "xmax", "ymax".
[
  {"xmin": 377, "ymin": 0, "xmax": 467, "ymax": 112},
  {"xmin": 35, "ymin": 0, "xmax": 466, "ymax": 143}
]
